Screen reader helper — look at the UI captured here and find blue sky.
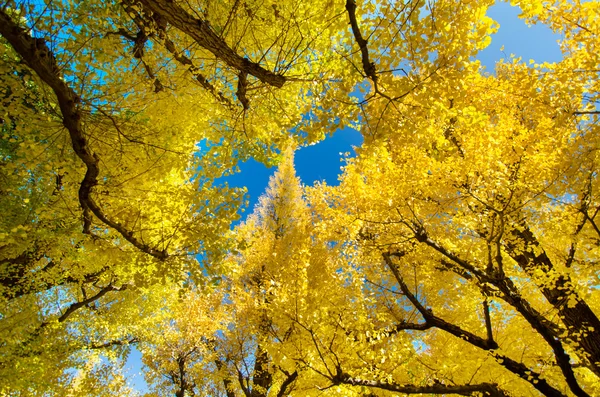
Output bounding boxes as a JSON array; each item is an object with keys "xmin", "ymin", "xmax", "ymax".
[{"xmin": 125, "ymin": 2, "xmax": 564, "ymax": 392}]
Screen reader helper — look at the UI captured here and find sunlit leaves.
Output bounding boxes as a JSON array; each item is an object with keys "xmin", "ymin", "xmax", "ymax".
[{"xmin": 2, "ymin": 0, "xmax": 599, "ymax": 395}]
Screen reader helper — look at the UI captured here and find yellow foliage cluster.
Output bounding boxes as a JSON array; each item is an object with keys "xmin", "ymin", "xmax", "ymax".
[{"xmin": 0, "ymin": 0, "xmax": 598, "ymax": 396}]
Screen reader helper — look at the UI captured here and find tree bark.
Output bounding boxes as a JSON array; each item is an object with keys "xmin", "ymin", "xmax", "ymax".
[
  {"xmin": 506, "ymin": 225, "xmax": 600, "ymax": 377},
  {"xmin": 0, "ymin": 10, "xmax": 168, "ymax": 260},
  {"xmin": 137, "ymin": 0, "xmax": 286, "ymax": 88}
]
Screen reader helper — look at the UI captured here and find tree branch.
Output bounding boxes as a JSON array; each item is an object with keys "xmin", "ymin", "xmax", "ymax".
[
  {"xmin": 158, "ymin": 30, "xmax": 236, "ymax": 110},
  {"xmin": 345, "ymin": 0, "xmax": 377, "ymax": 83},
  {"xmin": 276, "ymin": 370, "xmax": 298, "ymax": 397},
  {"xmin": 0, "ymin": 10, "xmax": 168, "ymax": 260},
  {"xmin": 383, "ymin": 253, "xmax": 498, "ymax": 351},
  {"xmin": 482, "ymin": 299, "xmax": 495, "ymax": 346},
  {"xmin": 250, "ymin": 343, "xmax": 273, "ymax": 397},
  {"xmin": 56, "ymin": 284, "xmax": 126, "ymax": 323},
  {"xmin": 332, "ymin": 370, "xmax": 510, "ymax": 396},
  {"xmin": 383, "ymin": 252, "xmax": 569, "ymax": 397},
  {"xmin": 573, "ymin": 110, "xmax": 600, "ymax": 115},
  {"xmin": 21, "ymin": 283, "xmax": 128, "ymax": 349},
  {"xmin": 506, "ymin": 224, "xmax": 600, "ymax": 378},
  {"xmin": 88, "ymin": 337, "xmax": 139, "ymax": 349},
  {"xmin": 214, "ymin": 358, "xmax": 237, "ymax": 397},
  {"xmin": 135, "ymin": 0, "xmax": 286, "ymax": 88}
]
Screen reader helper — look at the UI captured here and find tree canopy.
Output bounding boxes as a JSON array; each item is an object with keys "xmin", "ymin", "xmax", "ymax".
[{"xmin": 1, "ymin": 0, "xmax": 599, "ymax": 396}]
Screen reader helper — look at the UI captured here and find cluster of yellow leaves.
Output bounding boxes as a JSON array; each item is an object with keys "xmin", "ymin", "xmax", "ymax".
[
  {"xmin": 2, "ymin": 0, "xmax": 599, "ymax": 395},
  {"xmin": 1, "ymin": 0, "xmax": 345, "ymax": 391}
]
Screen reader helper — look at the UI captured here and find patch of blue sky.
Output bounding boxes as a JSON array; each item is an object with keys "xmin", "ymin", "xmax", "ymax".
[
  {"xmin": 124, "ymin": 347, "xmax": 147, "ymax": 394},
  {"xmin": 478, "ymin": 2, "xmax": 563, "ymax": 71},
  {"xmin": 220, "ymin": 125, "xmax": 362, "ymax": 219}
]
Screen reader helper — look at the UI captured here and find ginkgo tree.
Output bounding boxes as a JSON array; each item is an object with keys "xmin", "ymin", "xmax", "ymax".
[
  {"xmin": 0, "ymin": 0, "xmax": 346, "ymax": 392},
  {"xmin": 148, "ymin": 0, "xmax": 599, "ymax": 395},
  {"xmin": 1, "ymin": 0, "xmax": 599, "ymax": 395},
  {"xmin": 140, "ymin": 147, "xmax": 311, "ymax": 397},
  {"xmin": 297, "ymin": 0, "xmax": 600, "ymax": 396}
]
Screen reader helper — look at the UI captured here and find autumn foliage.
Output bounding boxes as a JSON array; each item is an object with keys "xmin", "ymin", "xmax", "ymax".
[{"xmin": 1, "ymin": 0, "xmax": 599, "ymax": 396}]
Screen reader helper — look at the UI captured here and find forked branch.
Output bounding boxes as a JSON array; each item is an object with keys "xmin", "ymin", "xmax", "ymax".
[
  {"xmin": 382, "ymin": 252, "xmax": 569, "ymax": 397},
  {"xmin": 345, "ymin": 0, "xmax": 393, "ymax": 102}
]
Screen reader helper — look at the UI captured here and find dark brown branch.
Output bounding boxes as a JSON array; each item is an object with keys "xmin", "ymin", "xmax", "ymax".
[
  {"xmin": 56, "ymin": 284, "xmax": 126, "ymax": 323},
  {"xmin": 237, "ymin": 367, "xmax": 251, "ymax": 397},
  {"xmin": 413, "ymin": 226, "xmax": 564, "ymax": 333},
  {"xmin": 444, "ymin": 100, "xmax": 464, "ymax": 157},
  {"xmin": 345, "ymin": 0, "xmax": 377, "ymax": 83},
  {"xmin": 89, "ymin": 337, "xmax": 139, "ymax": 349},
  {"xmin": 276, "ymin": 370, "xmax": 298, "ymax": 397},
  {"xmin": 141, "ymin": 58, "xmax": 164, "ymax": 93},
  {"xmin": 345, "ymin": 0, "xmax": 397, "ymax": 104},
  {"xmin": 236, "ymin": 71, "xmax": 250, "ymax": 110},
  {"xmin": 436, "ymin": 258, "xmax": 475, "ymax": 281},
  {"xmin": 483, "ymin": 299, "xmax": 494, "ymax": 346},
  {"xmin": 573, "ymin": 110, "xmax": 600, "ymax": 115},
  {"xmin": 214, "ymin": 359, "xmax": 237, "ymax": 397},
  {"xmin": 158, "ymin": 30, "xmax": 235, "ymax": 109},
  {"xmin": 171, "ymin": 349, "xmax": 198, "ymax": 397},
  {"xmin": 21, "ymin": 283, "xmax": 127, "ymax": 347},
  {"xmin": 506, "ymin": 224, "xmax": 600, "ymax": 378},
  {"xmin": 383, "ymin": 253, "xmax": 497, "ymax": 351},
  {"xmin": 106, "ymin": 28, "xmax": 163, "ymax": 91},
  {"xmin": 365, "ymin": 319, "xmax": 432, "ymax": 343},
  {"xmin": 2, "ymin": 261, "xmax": 108, "ymax": 301},
  {"xmin": 250, "ymin": 343, "xmax": 273, "ymax": 397},
  {"xmin": 383, "ymin": 253, "xmax": 569, "ymax": 397},
  {"xmin": 492, "ymin": 277, "xmax": 589, "ymax": 397},
  {"xmin": 122, "ymin": 1, "xmax": 246, "ymax": 106},
  {"xmin": 176, "ymin": 355, "xmax": 190, "ymax": 397},
  {"xmin": 411, "ymin": 229, "xmax": 587, "ymax": 395},
  {"xmin": 410, "ymin": 226, "xmax": 490, "ymax": 282},
  {"xmin": 411, "ymin": 228, "xmax": 562, "ymax": 339},
  {"xmin": 443, "ymin": 117, "xmax": 464, "ymax": 157},
  {"xmin": 332, "ymin": 370, "xmax": 509, "ymax": 396},
  {"xmin": 0, "ymin": 10, "xmax": 168, "ymax": 260},
  {"xmin": 132, "ymin": 30, "xmax": 147, "ymax": 59},
  {"xmin": 584, "ymin": 212, "xmax": 600, "ymax": 238},
  {"xmin": 565, "ymin": 243, "xmax": 576, "ymax": 268},
  {"xmin": 381, "ymin": 319, "xmax": 566, "ymax": 396},
  {"xmin": 136, "ymin": 0, "xmax": 286, "ymax": 88},
  {"xmin": 105, "ymin": 28, "xmax": 137, "ymax": 42}
]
